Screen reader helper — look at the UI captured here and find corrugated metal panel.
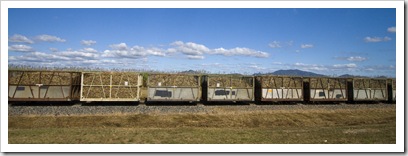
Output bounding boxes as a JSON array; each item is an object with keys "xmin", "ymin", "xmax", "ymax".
[
  {"xmin": 259, "ymin": 76, "xmax": 303, "ymax": 101},
  {"xmin": 8, "ymin": 70, "xmax": 81, "ymax": 101},
  {"xmin": 353, "ymin": 78, "xmax": 387, "ymax": 101},
  {"xmin": 147, "ymin": 74, "xmax": 201, "ymax": 101},
  {"xmin": 80, "ymin": 72, "xmax": 142, "ymax": 101},
  {"xmin": 207, "ymin": 75, "xmax": 254, "ymax": 101},
  {"xmin": 308, "ymin": 77, "xmax": 348, "ymax": 101}
]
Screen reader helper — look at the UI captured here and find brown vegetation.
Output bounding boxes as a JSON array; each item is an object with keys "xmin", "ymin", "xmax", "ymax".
[{"xmin": 9, "ymin": 106, "xmax": 395, "ymax": 144}]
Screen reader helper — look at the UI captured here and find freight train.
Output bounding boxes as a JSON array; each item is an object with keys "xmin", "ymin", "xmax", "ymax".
[{"xmin": 8, "ymin": 70, "xmax": 396, "ymax": 104}]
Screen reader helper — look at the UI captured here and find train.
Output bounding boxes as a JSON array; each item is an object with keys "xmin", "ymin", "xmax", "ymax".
[{"xmin": 8, "ymin": 70, "xmax": 396, "ymax": 104}]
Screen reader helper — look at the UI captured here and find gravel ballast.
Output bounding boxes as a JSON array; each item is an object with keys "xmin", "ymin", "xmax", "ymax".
[{"xmin": 8, "ymin": 103, "xmax": 396, "ymax": 116}]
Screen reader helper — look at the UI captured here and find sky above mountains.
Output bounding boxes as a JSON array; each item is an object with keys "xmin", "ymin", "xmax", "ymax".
[{"xmin": 8, "ymin": 8, "xmax": 396, "ymax": 77}]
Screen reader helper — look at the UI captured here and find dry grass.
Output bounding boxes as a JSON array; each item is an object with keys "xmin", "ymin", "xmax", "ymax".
[{"xmin": 9, "ymin": 107, "xmax": 395, "ymax": 144}]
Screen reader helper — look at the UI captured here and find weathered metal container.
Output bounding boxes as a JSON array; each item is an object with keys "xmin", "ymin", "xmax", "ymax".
[
  {"xmin": 207, "ymin": 75, "xmax": 254, "ymax": 101},
  {"xmin": 8, "ymin": 70, "xmax": 81, "ymax": 101},
  {"xmin": 147, "ymin": 74, "xmax": 201, "ymax": 101},
  {"xmin": 392, "ymin": 78, "xmax": 396, "ymax": 101},
  {"xmin": 258, "ymin": 76, "xmax": 303, "ymax": 101},
  {"xmin": 308, "ymin": 77, "xmax": 348, "ymax": 101},
  {"xmin": 80, "ymin": 72, "xmax": 142, "ymax": 101},
  {"xmin": 353, "ymin": 78, "xmax": 387, "ymax": 101}
]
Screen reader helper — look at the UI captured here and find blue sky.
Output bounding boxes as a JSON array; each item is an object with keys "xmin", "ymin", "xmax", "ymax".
[{"xmin": 8, "ymin": 8, "xmax": 396, "ymax": 77}]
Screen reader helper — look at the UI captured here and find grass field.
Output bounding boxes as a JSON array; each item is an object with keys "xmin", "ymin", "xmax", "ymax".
[{"xmin": 8, "ymin": 106, "xmax": 396, "ymax": 144}]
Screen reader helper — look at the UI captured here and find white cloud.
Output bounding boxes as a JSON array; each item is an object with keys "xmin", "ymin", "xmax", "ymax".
[
  {"xmin": 269, "ymin": 40, "xmax": 293, "ymax": 49},
  {"xmin": 170, "ymin": 41, "xmax": 210, "ymax": 56},
  {"xmin": 187, "ymin": 55, "xmax": 205, "ymax": 60},
  {"xmin": 212, "ymin": 47, "xmax": 269, "ymax": 58},
  {"xmin": 249, "ymin": 65, "xmax": 265, "ymax": 70},
  {"xmin": 35, "ymin": 35, "xmax": 66, "ymax": 42},
  {"xmin": 8, "ymin": 44, "xmax": 34, "ymax": 52},
  {"xmin": 109, "ymin": 43, "xmax": 128, "ymax": 50},
  {"xmin": 268, "ymin": 41, "xmax": 281, "ymax": 48},
  {"xmin": 301, "ymin": 44, "xmax": 314, "ymax": 48},
  {"xmin": 80, "ymin": 48, "xmax": 98, "ymax": 53},
  {"xmin": 9, "ymin": 34, "xmax": 34, "ymax": 44},
  {"xmin": 54, "ymin": 50, "xmax": 99, "ymax": 61},
  {"xmin": 9, "ymin": 52, "xmax": 71, "ymax": 63},
  {"xmin": 81, "ymin": 40, "xmax": 97, "ymax": 46},
  {"xmin": 49, "ymin": 48, "xmax": 59, "ymax": 52},
  {"xmin": 387, "ymin": 27, "xmax": 396, "ymax": 33},
  {"xmin": 333, "ymin": 63, "xmax": 357, "ymax": 69},
  {"xmin": 104, "ymin": 43, "xmax": 166, "ymax": 58},
  {"xmin": 346, "ymin": 56, "xmax": 367, "ymax": 62},
  {"xmin": 364, "ymin": 36, "xmax": 391, "ymax": 42},
  {"xmin": 293, "ymin": 62, "xmax": 327, "ymax": 71},
  {"xmin": 169, "ymin": 41, "xmax": 269, "ymax": 58}
]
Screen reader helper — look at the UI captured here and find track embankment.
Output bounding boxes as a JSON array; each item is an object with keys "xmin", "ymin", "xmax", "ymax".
[{"xmin": 8, "ymin": 103, "xmax": 395, "ymax": 116}]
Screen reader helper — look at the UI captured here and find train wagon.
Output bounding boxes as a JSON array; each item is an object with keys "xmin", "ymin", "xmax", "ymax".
[
  {"xmin": 392, "ymin": 78, "xmax": 396, "ymax": 101},
  {"xmin": 258, "ymin": 76, "xmax": 303, "ymax": 101},
  {"xmin": 80, "ymin": 72, "xmax": 142, "ymax": 102},
  {"xmin": 147, "ymin": 74, "xmax": 201, "ymax": 102},
  {"xmin": 307, "ymin": 77, "xmax": 348, "ymax": 102},
  {"xmin": 8, "ymin": 70, "xmax": 81, "ymax": 101},
  {"xmin": 353, "ymin": 78, "xmax": 387, "ymax": 101},
  {"xmin": 206, "ymin": 75, "xmax": 254, "ymax": 101}
]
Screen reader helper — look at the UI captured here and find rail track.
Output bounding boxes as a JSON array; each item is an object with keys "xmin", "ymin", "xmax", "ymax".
[{"xmin": 8, "ymin": 102, "xmax": 395, "ymax": 116}]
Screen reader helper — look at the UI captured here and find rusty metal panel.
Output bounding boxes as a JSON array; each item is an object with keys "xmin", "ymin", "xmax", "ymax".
[
  {"xmin": 147, "ymin": 74, "xmax": 201, "ymax": 101},
  {"xmin": 308, "ymin": 77, "xmax": 348, "ymax": 101},
  {"xmin": 207, "ymin": 75, "xmax": 254, "ymax": 101},
  {"xmin": 259, "ymin": 76, "xmax": 303, "ymax": 101},
  {"xmin": 353, "ymin": 78, "xmax": 387, "ymax": 101},
  {"xmin": 80, "ymin": 72, "xmax": 142, "ymax": 101},
  {"xmin": 8, "ymin": 70, "xmax": 81, "ymax": 101}
]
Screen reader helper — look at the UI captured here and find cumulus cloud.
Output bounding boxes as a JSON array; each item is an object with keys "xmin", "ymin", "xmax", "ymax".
[
  {"xmin": 103, "ymin": 43, "xmax": 166, "ymax": 58},
  {"xmin": 168, "ymin": 41, "xmax": 269, "ymax": 58},
  {"xmin": 387, "ymin": 27, "xmax": 396, "ymax": 33},
  {"xmin": 249, "ymin": 65, "xmax": 265, "ymax": 70},
  {"xmin": 49, "ymin": 48, "xmax": 59, "ymax": 52},
  {"xmin": 80, "ymin": 48, "xmax": 98, "ymax": 53},
  {"xmin": 333, "ymin": 63, "xmax": 357, "ymax": 69},
  {"xmin": 364, "ymin": 36, "xmax": 391, "ymax": 42},
  {"xmin": 9, "ymin": 34, "xmax": 34, "ymax": 44},
  {"xmin": 268, "ymin": 41, "xmax": 281, "ymax": 48},
  {"xmin": 170, "ymin": 41, "xmax": 210, "ymax": 56},
  {"xmin": 347, "ymin": 56, "xmax": 367, "ymax": 62},
  {"xmin": 301, "ymin": 44, "xmax": 314, "ymax": 48},
  {"xmin": 187, "ymin": 55, "xmax": 205, "ymax": 60},
  {"xmin": 212, "ymin": 47, "xmax": 269, "ymax": 58},
  {"xmin": 109, "ymin": 43, "xmax": 128, "ymax": 50},
  {"xmin": 35, "ymin": 34, "xmax": 66, "ymax": 42},
  {"xmin": 57, "ymin": 50, "xmax": 99, "ymax": 59},
  {"xmin": 9, "ymin": 52, "xmax": 71, "ymax": 63},
  {"xmin": 268, "ymin": 40, "xmax": 293, "ymax": 49},
  {"xmin": 81, "ymin": 40, "xmax": 97, "ymax": 46},
  {"xmin": 8, "ymin": 44, "xmax": 35, "ymax": 52},
  {"xmin": 293, "ymin": 62, "xmax": 327, "ymax": 71},
  {"xmin": 336, "ymin": 56, "xmax": 367, "ymax": 62}
]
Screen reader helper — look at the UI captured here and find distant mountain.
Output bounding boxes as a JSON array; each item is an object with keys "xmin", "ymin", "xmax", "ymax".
[
  {"xmin": 178, "ymin": 70, "xmax": 208, "ymax": 74},
  {"xmin": 254, "ymin": 69, "xmax": 326, "ymax": 77},
  {"xmin": 338, "ymin": 74, "xmax": 369, "ymax": 78}
]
